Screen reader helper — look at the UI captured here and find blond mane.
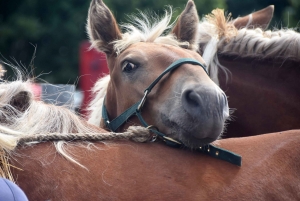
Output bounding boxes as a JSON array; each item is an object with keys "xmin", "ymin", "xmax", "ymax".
[
  {"xmin": 112, "ymin": 9, "xmax": 192, "ymax": 54},
  {"xmin": 0, "ymin": 64, "xmax": 114, "ymax": 171},
  {"xmin": 198, "ymin": 9, "xmax": 300, "ymax": 84},
  {"xmin": 198, "ymin": 9, "xmax": 237, "ymax": 85},
  {"xmin": 218, "ymin": 28, "xmax": 300, "ymax": 59}
]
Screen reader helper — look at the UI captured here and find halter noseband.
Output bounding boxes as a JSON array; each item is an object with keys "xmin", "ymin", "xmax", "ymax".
[{"xmin": 102, "ymin": 58, "xmax": 242, "ymax": 166}]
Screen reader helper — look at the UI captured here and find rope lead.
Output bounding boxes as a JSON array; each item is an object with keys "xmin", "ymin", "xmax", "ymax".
[{"xmin": 17, "ymin": 126, "xmax": 152, "ymax": 145}]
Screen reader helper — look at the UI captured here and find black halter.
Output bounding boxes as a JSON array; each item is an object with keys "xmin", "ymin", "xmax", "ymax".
[{"xmin": 102, "ymin": 58, "xmax": 242, "ymax": 166}]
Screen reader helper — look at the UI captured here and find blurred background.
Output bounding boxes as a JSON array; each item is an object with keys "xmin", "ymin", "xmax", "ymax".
[{"xmin": 0, "ymin": 0, "xmax": 299, "ymax": 113}]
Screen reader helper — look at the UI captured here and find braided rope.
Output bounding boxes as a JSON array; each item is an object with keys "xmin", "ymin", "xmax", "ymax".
[{"xmin": 17, "ymin": 126, "xmax": 152, "ymax": 145}]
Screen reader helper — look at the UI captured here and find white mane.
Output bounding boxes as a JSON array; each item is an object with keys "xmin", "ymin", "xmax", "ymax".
[
  {"xmin": 218, "ymin": 28, "xmax": 300, "ymax": 59},
  {"xmin": 0, "ymin": 66, "xmax": 110, "ymax": 168}
]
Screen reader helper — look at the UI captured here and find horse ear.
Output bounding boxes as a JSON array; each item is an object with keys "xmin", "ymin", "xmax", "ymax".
[
  {"xmin": 171, "ymin": 0, "xmax": 199, "ymax": 50},
  {"xmin": 87, "ymin": 0, "xmax": 122, "ymax": 54},
  {"xmin": 231, "ymin": 5, "xmax": 274, "ymax": 30},
  {"xmin": 10, "ymin": 91, "xmax": 31, "ymax": 113}
]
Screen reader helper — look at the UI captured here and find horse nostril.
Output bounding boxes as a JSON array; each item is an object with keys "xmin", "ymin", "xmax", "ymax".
[
  {"xmin": 185, "ymin": 90, "xmax": 200, "ymax": 107},
  {"xmin": 182, "ymin": 89, "xmax": 202, "ymax": 111}
]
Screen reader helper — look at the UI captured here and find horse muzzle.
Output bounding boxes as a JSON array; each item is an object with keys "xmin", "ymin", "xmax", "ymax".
[{"xmin": 179, "ymin": 83, "xmax": 229, "ymax": 143}]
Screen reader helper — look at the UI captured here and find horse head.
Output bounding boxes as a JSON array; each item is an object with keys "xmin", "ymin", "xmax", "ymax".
[{"xmin": 87, "ymin": 0, "xmax": 229, "ymax": 148}]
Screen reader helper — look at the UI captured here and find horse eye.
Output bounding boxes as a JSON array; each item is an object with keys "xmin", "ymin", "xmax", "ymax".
[{"xmin": 122, "ymin": 61, "xmax": 138, "ymax": 73}]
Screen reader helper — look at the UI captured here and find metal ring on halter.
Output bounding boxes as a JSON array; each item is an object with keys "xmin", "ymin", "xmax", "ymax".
[{"xmin": 146, "ymin": 125, "xmax": 159, "ymax": 142}]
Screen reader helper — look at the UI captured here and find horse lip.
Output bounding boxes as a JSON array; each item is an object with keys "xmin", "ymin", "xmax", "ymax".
[
  {"xmin": 179, "ymin": 136, "xmax": 217, "ymax": 149},
  {"xmin": 160, "ymin": 113, "xmax": 220, "ymax": 147},
  {"xmin": 178, "ymin": 129, "xmax": 218, "ymax": 146}
]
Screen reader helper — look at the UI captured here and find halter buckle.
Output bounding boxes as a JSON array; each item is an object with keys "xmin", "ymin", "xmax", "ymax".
[{"xmin": 137, "ymin": 90, "xmax": 149, "ymax": 112}]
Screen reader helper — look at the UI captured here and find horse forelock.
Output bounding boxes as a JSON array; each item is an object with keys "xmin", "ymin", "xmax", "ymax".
[
  {"xmin": 198, "ymin": 9, "xmax": 235, "ymax": 85},
  {"xmin": 112, "ymin": 8, "xmax": 191, "ymax": 55}
]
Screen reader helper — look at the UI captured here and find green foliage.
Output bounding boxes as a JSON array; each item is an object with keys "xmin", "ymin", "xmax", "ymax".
[
  {"xmin": 0, "ymin": 0, "xmax": 299, "ymax": 84},
  {"xmin": 282, "ymin": 0, "xmax": 300, "ymax": 30},
  {"xmin": 105, "ymin": 0, "xmax": 226, "ymax": 22},
  {"xmin": 0, "ymin": 0, "xmax": 90, "ymax": 83}
]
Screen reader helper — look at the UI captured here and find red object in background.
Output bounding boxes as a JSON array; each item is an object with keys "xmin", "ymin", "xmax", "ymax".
[
  {"xmin": 79, "ymin": 41, "xmax": 109, "ymax": 118},
  {"xmin": 29, "ymin": 83, "xmax": 42, "ymax": 100}
]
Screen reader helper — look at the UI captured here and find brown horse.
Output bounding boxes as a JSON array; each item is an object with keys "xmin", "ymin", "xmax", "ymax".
[
  {"xmin": 0, "ymin": 0, "xmax": 299, "ymax": 200},
  {"xmin": 9, "ymin": 130, "xmax": 300, "ymax": 201},
  {"xmin": 197, "ymin": 6, "xmax": 300, "ymax": 137}
]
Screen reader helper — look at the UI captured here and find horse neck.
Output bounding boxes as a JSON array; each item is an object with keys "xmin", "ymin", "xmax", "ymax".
[
  {"xmin": 199, "ymin": 17, "xmax": 300, "ymax": 87},
  {"xmin": 219, "ymin": 54, "xmax": 300, "ymax": 99},
  {"xmin": 218, "ymin": 54, "xmax": 300, "ymax": 136}
]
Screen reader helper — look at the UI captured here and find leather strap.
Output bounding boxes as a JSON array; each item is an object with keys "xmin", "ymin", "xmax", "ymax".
[{"xmin": 144, "ymin": 58, "xmax": 208, "ymax": 93}]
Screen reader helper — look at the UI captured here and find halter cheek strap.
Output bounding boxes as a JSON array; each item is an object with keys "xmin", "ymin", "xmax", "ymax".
[{"xmin": 102, "ymin": 58, "xmax": 242, "ymax": 166}]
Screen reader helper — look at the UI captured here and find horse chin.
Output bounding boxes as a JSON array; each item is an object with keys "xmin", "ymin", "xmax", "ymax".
[
  {"xmin": 160, "ymin": 113, "xmax": 224, "ymax": 148},
  {"xmin": 178, "ymin": 135, "xmax": 217, "ymax": 149}
]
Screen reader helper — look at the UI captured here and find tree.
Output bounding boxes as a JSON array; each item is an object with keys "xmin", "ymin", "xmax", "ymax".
[
  {"xmin": 3, "ymin": 0, "xmax": 299, "ymax": 84},
  {"xmin": 0, "ymin": 0, "xmax": 226, "ymax": 84},
  {"xmin": 282, "ymin": 0, "xmax": 300, "ymax": 30},
  {"xmin": 0, "ymin": 0, "xmax": 90, "ymax": 83}
]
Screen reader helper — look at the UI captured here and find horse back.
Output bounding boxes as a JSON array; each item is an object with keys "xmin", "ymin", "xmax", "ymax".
[{"xmin": 10, "ymin": 130, "xmax": 300, "ymax": 200}]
